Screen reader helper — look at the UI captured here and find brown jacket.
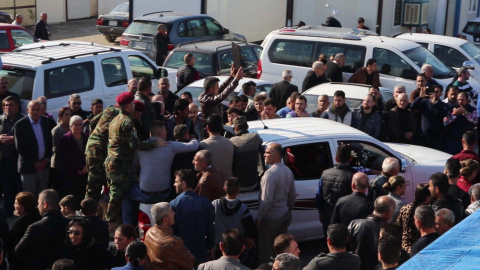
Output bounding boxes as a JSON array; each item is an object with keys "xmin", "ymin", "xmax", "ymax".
[
  {"xmin": 195, "ymin": 167, "xmax": 226, "ymax": 201},
  {"xmin": 348, "ymin": 67, "xmax": 382, "ymax": 87},
  {"xmin": 143, "ymin": 224, "xmax": 195, "ymax": 270},
  {"xmin": 198, "ymin": 76, "xmax": 239, "ymax": 121}
]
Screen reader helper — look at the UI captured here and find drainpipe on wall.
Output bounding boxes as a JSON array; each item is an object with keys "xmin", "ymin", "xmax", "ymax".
[
  {"xmin": 201, "ymin": 0, "xmax": 206, "ymax": 14},
  {"xmin": 286, "ymin": 0, "xmax": 293, "ymax": 27},
  {"xmin": 376, "ymin": 0, "xmax": 383, "ymax": 35},
  {"xmin": 129, "ymin": 0, "xmax": 133, "ymax": 23}
]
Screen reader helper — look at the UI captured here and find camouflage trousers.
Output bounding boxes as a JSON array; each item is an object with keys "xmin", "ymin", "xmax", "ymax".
[
  {"xmin": 104, "ymin": 156, "xmax": 132, "ymax": 223},
  {"xmin": 85, "ymin": 155, "xmax": 107, "ymax": 201}
]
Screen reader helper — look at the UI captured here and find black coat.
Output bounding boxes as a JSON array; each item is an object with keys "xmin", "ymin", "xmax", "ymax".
[
  {"xmin": 177, "ymin": 65, "xmax": 199, "ymax": 91},
  {"xmin": 348, "ymin": 215, "xmax": 383, "ymax": 270},
  {"xmin": 15, "ymin": 209, "xmax": 69, "ymax": 270},
  {"xmin": 51, "ymin": 240, "xmax": 112, "ymax": 270},
  {"xmin": 432, "ymin": 194, "xmax": 465, "ymax": 224},
  {"xmin": 302, "ymin": 70, "xmax": 327, "ymax": 93},
  {"xmin": 154, "ymin": 33, "xmax": 169, "ymax": 66},
  {"xmin": 269, "ymin": 80, "xmax": 299, "ymax": 109},
  {"xmin": 84, "ymin": 216, "xmax": 109, "ymax": 248},
  {"xmin": 13, "ymin": 115, "xmax": 53, "ymax": 174},
  {"xmin": 331, "ymin": 192, "xmax": 374, "ymax": 226},
  {"xmin": 325, "ymin": 62, "xmax": 343, "ymax": 83},
  {"xmin": 6, "ymin": 212, "xmax": 41, "ymax": 270},
  {"xmin": 33, "ymin": 20, "xmax": 50, "ymax": 40}
]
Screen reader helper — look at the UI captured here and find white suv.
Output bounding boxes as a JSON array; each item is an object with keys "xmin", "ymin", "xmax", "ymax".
[
  {"xmin": 258, "ymin": 26, "xmax": 466, "ymax": 96},
  {"xmin": 139, "ymin": 118, "xmax": 451, "ymax": 241},
  {"xmin": 0, "ymin": 41, "xmax": 176, "ymax": 117}
]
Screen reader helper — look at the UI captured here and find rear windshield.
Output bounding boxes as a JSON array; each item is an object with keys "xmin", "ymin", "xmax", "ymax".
[
  {"xmin": 463, "ymin": 22, "xmax": 480, "ymax": 35},
  {"xmin": 0, "ymin": 67, "xmax": 35, "ymax": 100},
  {"xmin": 218, "ymin": 47, "xmax": 258, "ymax": 74},
  {"xmin": 165, "ymin": 51, "xmax": 213, "ymax": 73},
  {"xmin": 111, "ymin": 3, "xmax": 129, "ymax": 13},
  {"xmin": 125, "ymin": 21, "xmax": 171, "ymax": 36}
]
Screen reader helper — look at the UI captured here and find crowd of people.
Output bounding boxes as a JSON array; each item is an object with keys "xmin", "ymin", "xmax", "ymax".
[{"xmin": 0, "ymin": 42, "xmax": 480, "ymax": 270}]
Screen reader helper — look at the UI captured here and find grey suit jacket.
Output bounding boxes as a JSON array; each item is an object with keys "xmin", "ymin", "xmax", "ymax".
[{"xmin": 198, "ymin": 256, "xmax": 250, "ymax": 270}]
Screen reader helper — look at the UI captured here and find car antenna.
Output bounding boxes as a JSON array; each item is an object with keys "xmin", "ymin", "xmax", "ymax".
[{"xmin": 259, "ymin": 117, "xmax": 269, "ymax": 129}]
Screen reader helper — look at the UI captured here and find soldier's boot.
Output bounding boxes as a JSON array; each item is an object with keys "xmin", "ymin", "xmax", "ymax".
[{"xmin": 107, "ymin": 201, "xmax": 122, "ymax": 239}]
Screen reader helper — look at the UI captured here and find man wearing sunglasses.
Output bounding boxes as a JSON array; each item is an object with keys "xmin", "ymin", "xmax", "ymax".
[{"xmin": 68, "ymin": 93, "xmax": 89, "ymax": 120}]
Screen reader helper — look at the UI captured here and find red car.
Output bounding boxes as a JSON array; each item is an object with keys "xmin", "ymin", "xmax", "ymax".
[{"xmin": 0, "ymin": 23, "xmax": 37, "ymax": 52}]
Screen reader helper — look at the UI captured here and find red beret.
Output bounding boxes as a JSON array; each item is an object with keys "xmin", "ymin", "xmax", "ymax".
[
  {"xmin": 116, "ymin": 92, "xmax": 135, "ymax": 105},
  {"xmin": 134, "ymin": 100, "xmax": 145, "ymax": 112}
]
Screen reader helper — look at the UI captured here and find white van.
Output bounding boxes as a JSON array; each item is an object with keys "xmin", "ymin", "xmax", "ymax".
[
  {"xmin": 396, "ymin": 33, "xmax": 480, "ymax": 79},
  {"xmin": 257, "ymin": 26, "xmax": 468, "ymax": 95},
  {"xmin": 0, "ymin": 41, "xmax": 176, "ymax": 118}
]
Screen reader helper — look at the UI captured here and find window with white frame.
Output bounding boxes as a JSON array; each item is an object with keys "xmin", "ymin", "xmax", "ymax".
[
  {"xmin": 469, "ymin": 0, "xmax": 478, "ymax": 14},
  {"xmin": 394, "ymin": 0, "xmax": 403, "ymax": 27}
]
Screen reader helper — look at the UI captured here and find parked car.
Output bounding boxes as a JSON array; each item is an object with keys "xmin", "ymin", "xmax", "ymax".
[
  {"xmin": 0, "ymin": 23, "xmax": 37, "ymax": 52},
  {"xmin": 163, "ymin": 40, "xmax": 262, "ymax": 78},
  {"xmin": 175, "ymin": 76, "xmax": 272, "ymax": 109},
  {"xmin": 302, "ymin": 82, "xmax": 393, "ymax": 113},
  {"xmin": 396, "ymin": 33, "xmax": 480, "ymax": 79},
  {"xmin": 0, "ymin": 11, "xmax": 11, "ymax": 23},
  {"xmin": 96, "ymin": 2, "xmax": 130, "ymax": 43},
  {"xmin": 257, "ymin": 26, "xmax": 480, "ymax": 96},
  {"xmin": 138, "ymin": 117, "xmax": 451, "ymax": 240},
  {"xmin": 1, "ymin": 41, "xmax": 175, "ymax": 117},
  {"xmin": 461, "ymin": 17, "xmax": 480, "ymax": 46},
  {"xmin": 120, "ymin": 12, "xmax": 247, "ymax": 61}
]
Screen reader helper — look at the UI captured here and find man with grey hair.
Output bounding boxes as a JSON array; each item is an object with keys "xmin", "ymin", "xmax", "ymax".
[
  {"xmin": 270, "ymin": 70, "xmax": 299, "ymax": 110},
  {"xmin": 143, "ymin": 202, "xmax": 195, "ymax": 270},
  {"xmin": 272, "ymin": 253, "xmax": 300, "ymax": 270},
  {"xmin": 369, "ymin": 157, "xmax": 400, "ymax": 201},
  {"xmin": 127, "ymin": 78, "xmax": 138, "ymax": 94},
  {"xmin": 465, "ymin": 184, "xmax": 480, "ymax": 215},
  {"xmin": 348, "ymin": 196, "xmax": 396, "ymax": 270},
  {"xmin": 193, "ymin": 149, "xmax": 226, "ymax": 201},
  {"xmin": 302, "ymin": 61, "xmax": 327, "ymax": 93},
  {"xmin": 68, "ymin": 93, "xmax": 88, "ymax": 119},
  {"xmin": 12, "ymin": 14, "xmax": 22, "ymax": 26},
  {"xmin": 14, "ymin": 100, "xmax": 53, "ymax": 195},
  {"xmin": 421, "ymin": 64, "xmax": 439, "ymax": 88},
  {"xmin": 410, "ymin": 205, "xmax": 439, "ymax": 256},
  {"xmin": 325, "ymin": 53, "xmax": 345, "ymax": 82},
  {"xmin": 34, "ymin": 12, "xmax": 50, "ymax": 40},
  {"xmin": 435, "ymin": 208, "xmax": 455, "ymax": 235},
  {"xmin": 385, "ymin": 85, "xmax": 406, "ymax": 111},
  {"xmin": 331, "ymin": 172, "xmax": 373, "ymax": 226},
  {"xmin": 312, "ymin": 94, "xmax": 330, "ymax": 118}
]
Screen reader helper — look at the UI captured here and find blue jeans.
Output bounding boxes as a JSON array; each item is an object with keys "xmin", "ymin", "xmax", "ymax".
[
  {"xmin": 122, "ymin": 182, "xmax": 170, "ymax": 225},
  {"xmin": 0, "ymin": 159, "xmax": 22, "ymax": 216}
]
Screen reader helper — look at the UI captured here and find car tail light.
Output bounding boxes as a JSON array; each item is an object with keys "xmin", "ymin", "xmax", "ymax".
[
  {"xmin": 257, "ymin": 59, "xmax": 262, "ymax": 79},
  {"xmin": 122, "ymin": 21, "xmax": 130, "ymax": 28},
  {"xmin": 97, "ymin": 18, "xmax": 104, "ymax": 25},
  {"xmin": 120, "ymin": 36, "xmax": 129, "ymax": 46},
  {"xmin": 167, "ymin": 44, "xmax": 174, "ymax": 51},
  {"xmin": 138, "ymin": 210, "xmax": 152, "ymax": 240}
]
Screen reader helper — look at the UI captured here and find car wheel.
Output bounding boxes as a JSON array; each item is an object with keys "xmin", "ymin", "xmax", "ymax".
[{"xmin": 105, "ymin": 35, "xmax": 116, "ymax": 43}]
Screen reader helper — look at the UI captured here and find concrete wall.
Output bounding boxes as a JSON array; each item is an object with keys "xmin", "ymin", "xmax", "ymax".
[
  {"xmin": 132, "ymin": 0, "xmax": 200, "ymax": 19},
  {"xmin": 36, "ymin": 0, "xmax": 66, "ymax": 23},
  {"xmin": 207, "ymin": 0, "xmax": 287, "ymax": 42},
  {"xmin": 66, "ymin": 0, "xmax": 91, "ymax": 20}
]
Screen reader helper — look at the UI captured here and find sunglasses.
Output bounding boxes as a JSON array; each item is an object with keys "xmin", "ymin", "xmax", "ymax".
[
  {"xmin": 72, "ymin": 102, "xmax": 82, "ymax": 105},
  {"xmin": 67, "ymin": 230, "xmax": 81, "ymax": 236}
]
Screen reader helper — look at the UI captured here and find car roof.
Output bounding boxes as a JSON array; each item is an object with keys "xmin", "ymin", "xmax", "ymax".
[
  {"xmin": 467, "ymin": 17, "xmax": 480, "ymax": 23},
  {"xmin": 303, "ymin": 82, "xmax": 392, "ymax": 100},
  {"xmin": 247, "ymin": 118, "xmax": 366, "ymax": 144},
  {"xmin": 359, "ymin": 35, "xmax": 419, "ymax": 51},
  {"xmin": 0, "ymin": 23, "xmax": 28, "ymax": 30},
  {"xmin": 137, "ymin": 12, "xmax": 208, "ymax": 23},
  {"xmin": 185, "ymin": 76, "xmax": 271, "ymax": 90},
  {"xmin": 2, "ymin": 41, "xmax": 128, "ymax": 67},
  {"xmin": 176, "ymin": 40, "xmax": 259, "ymax": 51},
  {"xmin": 396, "ymin": 33, "xmax": 468, "ymax": 46}
]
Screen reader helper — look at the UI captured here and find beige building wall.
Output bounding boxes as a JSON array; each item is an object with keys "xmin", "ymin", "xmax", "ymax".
[{"xmin": 36, "ymin": 0, "xmax": 66, "ymax": 23}]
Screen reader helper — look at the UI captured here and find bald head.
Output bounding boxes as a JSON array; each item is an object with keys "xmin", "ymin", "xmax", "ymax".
[
  {"xmin": 374, "ymin": 196, "xmax": 395, "ymax": 221},
  {"xmin": 352, "ymin": 172, "xmax": 369, "ymax": 193}
]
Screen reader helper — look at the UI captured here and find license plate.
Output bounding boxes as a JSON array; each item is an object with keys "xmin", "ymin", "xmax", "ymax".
[
  {"xmin": 108, "ymin": 21, "xmax": 117, "ymax": 26},
  {"xmin": 134, "ymin": 41, "xmax": 146, "ymax": 50}
]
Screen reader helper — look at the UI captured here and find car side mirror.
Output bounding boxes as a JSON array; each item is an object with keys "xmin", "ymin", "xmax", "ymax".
[
  {"xmin": 400, "ymin": 158, "xmax": 407, "ymax": 173},
  {"xmin": 223, "ymin": 28, "xmax": 230, "ymax": 34},
  {"xmin": 463, "ymin": 61, "xmax": 475, "ymax": 70},
  {"xmin": 156, "ymin": 67, "xmax": 168, "ymax": 79}
]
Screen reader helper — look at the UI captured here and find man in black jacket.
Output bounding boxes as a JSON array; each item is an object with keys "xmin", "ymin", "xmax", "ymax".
[
  {"xmin": 348, "ymin": 196, "xmax": 395, "ymax": 270},
  {"xmin": 331, "ymin": 172, "xmax": 373, "ymax": 226},
  {"xmin": 177, "ymin": 53, "xmax": 199, "ymax": 91},
  {"xmin": 33, "ymin": 13, "xmax": 50, "ymax": 40},
  {"xmin": 302, "ymin": 61, "xmax": 327, "ymax": 93},
  {"xmin": 269, "ymin": 70, "xmax": 299, "ymax": 110},
  {"xmin": 154, "ymin": 24, "xmax": 169, "ymax": 66},
  {"xmin": 15, "ymin": 189, "xmax": 69, "ymax": 270},
  {"xmin": 316, "ymin": 144, "xmax": 356, "ymax": 234},
  {"xmin": 325, "ymin": 53, "xmax": 345, "ymax": 83},
  {"xmin": 429, "ymin": 172, "xmax": 464, "ymax": 223},
  {"xmin": 14, "ymin": 100, "xmax": 53, "ymax": 196}
]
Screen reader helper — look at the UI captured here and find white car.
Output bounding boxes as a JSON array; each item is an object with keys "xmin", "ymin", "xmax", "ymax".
[
  {"xmin": 1, "ymin": 41, "xmax": 176, "ymax": 118},
  {"xmin": 175, "ymin": 76, "xmax": 273, "ymax": 109},
  {"xmin": 139, "ymin": 118, "xmax": 451, "ymax": 241},
  {"xmin": 461, "ymin": 17, "xmax": 480, "ymax": 46},
  {"xmin": 396, "ymin": 33, "xmax": 480, "ymax": 79},
  {"xmin": 257, "ymin": 26, "xmax": 480, "ymax": 96},
  {"xmin": 302, "ymin": 82, "xmax": 393, "ymax": 113}
]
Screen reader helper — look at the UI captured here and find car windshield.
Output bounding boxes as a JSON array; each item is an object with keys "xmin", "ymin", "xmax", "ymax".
[
  {"xmin": 11, "ymin": 30, "xmax": 36, "ymax": 47},
  {"xmin": 125, "ymin": 21, "xmax": 170, "ymax": 36},
  {"xmin": 0, "ymin": 67, "xmax": 35, "ymax": 100},
  {"xmin": 464, "ymin": 22, "xmax": 480, "ymax": 35},
  {"xmin": 403, "ymin": 46, "xmax": 455, "ymax": 79},
  {"xmin": 111, "ymin": 3, "xmax": 129, "ymax": 13},
  {"xmin": 176, "ymin": 86, "xmax": 204, "ymax": 108},
  {"xmin": 461, "ymin": 42, "xmax": 480, "ymax": 65}
]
